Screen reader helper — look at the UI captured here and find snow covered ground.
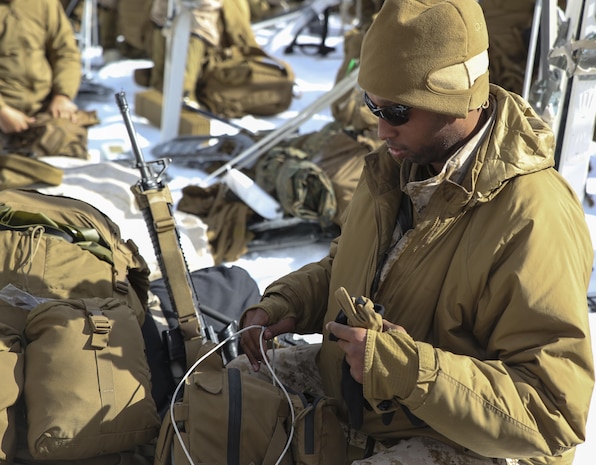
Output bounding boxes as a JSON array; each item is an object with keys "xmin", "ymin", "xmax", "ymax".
[{"xmin": 48, "ymin": 8, "xmax": 596, "ymax": 464}]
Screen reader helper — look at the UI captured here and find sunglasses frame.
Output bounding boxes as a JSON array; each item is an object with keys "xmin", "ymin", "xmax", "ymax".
[{"xmin": 363, "ymin": 92, "xmax": 411, "ymax": 126}]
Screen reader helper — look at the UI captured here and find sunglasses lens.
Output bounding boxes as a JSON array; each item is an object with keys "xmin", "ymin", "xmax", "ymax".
[
  {"xmin": 382, "ymin": 107, "xmax": 409, "ymax": 126},
  {"xmin": 363, "ymin": 93, "xmax": 410, "ymax": 126}
]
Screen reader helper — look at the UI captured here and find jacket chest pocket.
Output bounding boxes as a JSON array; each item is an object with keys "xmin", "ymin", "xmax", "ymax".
[{"xmin": 0, "ymin": 17, "xmax": 20, "ymax": 60}]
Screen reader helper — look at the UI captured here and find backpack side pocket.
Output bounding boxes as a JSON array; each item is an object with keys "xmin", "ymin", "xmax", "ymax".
[
  {"xmin": 290, "ymin": 391, "xmax": 347, "ymax": 465},
  {"xmin": 24, "ymin": 297, "xmax": 160, "ymax": 460},
  {"xmin": 0, "ymin": 322, "xmax": 24, "ymax": 463}
]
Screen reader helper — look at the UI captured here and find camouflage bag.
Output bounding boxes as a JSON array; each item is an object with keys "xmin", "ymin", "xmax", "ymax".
[
  {"xmin": 153, "ymin": 342, "xmax": 347, "ymax": 465},
  {"xmin": 0, "ymin": 323, "xmax": 24, "ymax": 464},
  {"xmin": 195, "ymin": 0, "xmax": 295, "ymax": 118},
  {"xmin": 153, "ymin": 343, "xmax": 293, "ymax": 465},
  {"xmin": 255, "ymin": 146, "xmax": 337, "ymax": 228},
  {"xmin": 24, "ymin": 297, "xmax": 160, "ymax": 460}
]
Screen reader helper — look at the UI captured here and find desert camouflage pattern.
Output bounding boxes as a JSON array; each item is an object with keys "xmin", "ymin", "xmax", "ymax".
[{"xmin": 228, "ymin": 343, "xmax": 515, "ymax": 465}]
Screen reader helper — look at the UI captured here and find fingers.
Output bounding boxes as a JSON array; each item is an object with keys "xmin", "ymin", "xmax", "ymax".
[
  {"xmin": 327, "ymin": 322, "xmax": 367, "ymax": 384},
  {"xmin": 326, "ymin": 320, "xmax": 361, "ymax": 342},
  {"xmin": 48, "ymin": 96, "xmax": 78, "ymax": 121},
  {"xmin": 239, "ymin": 310, "xmax": 297, "ymax": 372},
  {"xmin": 51, "ymin": 108, "xmax": 77, "ymax": 121},
  {"xmin": 240, "ymin": 326, "xmax": 267, "ymax": 372},
  {"xmin": 328, "ymin": 319, "xmax": 407, "ymax": 337},
  {"xmin": 239, "ymin": 308, "xmax": 270, "ymax": 371},
  {"xmin": 0, "ymin": 106, "xmax": 34, "ymax": 133}
]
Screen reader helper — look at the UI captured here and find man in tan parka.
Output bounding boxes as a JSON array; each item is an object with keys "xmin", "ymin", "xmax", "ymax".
[
  {"xmin": 235, "ymin": 0, "xmax": 595, "ymax": 464},
  {"xmin": 0, "ymin": 0, "xmax": 81, "ymax": 134}
]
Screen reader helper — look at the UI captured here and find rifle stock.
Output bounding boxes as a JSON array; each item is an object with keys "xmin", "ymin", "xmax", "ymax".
[{"xmin": 115, "ymin": 91, "xmax": 214, "ymax": 373}]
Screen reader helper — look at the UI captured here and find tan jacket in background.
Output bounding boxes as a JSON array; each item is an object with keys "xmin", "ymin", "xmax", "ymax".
[
  {"xmin": 249, "ymin": 84, "xmax": 594, "ymax": 465},
  {"xmin": 0, "ymin": 0, "xmax": 81, "ymax": 115},
  {"xmin": 150, "ymin": 0, "xmax": 223, "ymax": 47}
]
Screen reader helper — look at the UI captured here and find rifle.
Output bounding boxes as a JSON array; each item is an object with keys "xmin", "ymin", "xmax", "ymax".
[{"xmin": 115, "ymin": 91, "xmax": 236, "ymax": 378}]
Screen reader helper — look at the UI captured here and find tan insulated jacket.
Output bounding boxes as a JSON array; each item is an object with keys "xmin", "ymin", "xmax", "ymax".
[
  {"xmin": 250, "ymin": 85, "xmax": 594, "ymax": 464},
  {"xmin": 150, "ymin": 0, "xmax": 224, "ymax": 47},
  {"xmin": 0, "ymin": 0, "xmax": 81, "ymax": 115}
]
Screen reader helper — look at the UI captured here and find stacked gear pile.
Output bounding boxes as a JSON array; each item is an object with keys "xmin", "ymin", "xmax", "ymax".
[
  {"xmin": 249, "ymin": 21, "xmax": 384, "ymax": 228},
  {"xmin": 176, "ymin": 120, "xmax": 377, "ymax": 265}
]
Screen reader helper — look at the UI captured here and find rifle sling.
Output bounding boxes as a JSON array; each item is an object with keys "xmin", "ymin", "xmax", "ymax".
[{"xmin": 132, "ymin": 184, "xmax": 204, "ymax": 363}]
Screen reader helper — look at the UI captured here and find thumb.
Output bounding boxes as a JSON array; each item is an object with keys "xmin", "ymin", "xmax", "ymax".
[{"xmin": 382, "ymin": 319, "xmax": 407, "ymax": 334}]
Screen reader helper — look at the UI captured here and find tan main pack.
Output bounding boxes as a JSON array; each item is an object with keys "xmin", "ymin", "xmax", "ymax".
[{"xmin": 0, "ymin": 189, "xmax": 159, "ymax": 464}]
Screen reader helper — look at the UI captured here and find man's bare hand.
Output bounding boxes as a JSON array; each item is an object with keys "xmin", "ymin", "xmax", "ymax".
[
  {"xmin": 239, "ymin": 307, "xmax": 296, "ymax": 372},
  {"xmin": 326, "ymin": 322, "xmax": 368, "ymax": 383},
  {"xmin": 47, "ymin": 94, "xmax": 78, "ymax": 121},
  {"xmin": 327, "ymin": 318, "xmax": 408, "ymax": 384},
  {"xmin": 0, "ymin": 105, "xmax": 35, "ymax": 133}
]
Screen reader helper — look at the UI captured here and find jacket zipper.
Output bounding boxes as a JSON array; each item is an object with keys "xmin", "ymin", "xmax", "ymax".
[{"xmin": 372, "ymin": 194, "xmax": 414, "ymax": 296}]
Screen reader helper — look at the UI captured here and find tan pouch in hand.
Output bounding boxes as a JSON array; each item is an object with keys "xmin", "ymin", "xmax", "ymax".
[{"xmin": 334, "ymin": 286, "xmax": 383, "ymax": 331}]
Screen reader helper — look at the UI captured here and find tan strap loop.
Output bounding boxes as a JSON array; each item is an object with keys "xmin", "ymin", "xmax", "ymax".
[{"xmin": 83, "ymin": 299, "xmax": 117, "ymax": 432}]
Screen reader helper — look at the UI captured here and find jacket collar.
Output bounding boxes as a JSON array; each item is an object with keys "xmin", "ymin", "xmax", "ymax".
[{"xmin": 364, "ymin": 84, "xmax": 555, "ymax": 216}]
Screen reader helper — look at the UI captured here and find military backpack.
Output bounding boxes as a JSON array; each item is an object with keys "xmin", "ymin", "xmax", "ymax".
[{"xmin": 0, "ymin": 189, "xmax": 160, "ymax": 464}]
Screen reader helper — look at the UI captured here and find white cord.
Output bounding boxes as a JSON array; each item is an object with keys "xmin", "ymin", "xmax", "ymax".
[
  {"xmin": 259, "ymin": 329, "xmax": 296, "ymax": 465},
  {"xmin": 170, "ymin": 325, "xmax": 296, "ymax": 465}
]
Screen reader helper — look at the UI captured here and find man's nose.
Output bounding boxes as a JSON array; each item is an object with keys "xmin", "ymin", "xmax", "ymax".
[{"xmin": 377, "ymin": 117, "xmax": 396, "ymax": 140}]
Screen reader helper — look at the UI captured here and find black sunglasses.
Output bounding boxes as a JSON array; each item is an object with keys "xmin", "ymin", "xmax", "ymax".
[{"xmin": 363, "ymin": 92, "xmax": 411, "ymax": 126}]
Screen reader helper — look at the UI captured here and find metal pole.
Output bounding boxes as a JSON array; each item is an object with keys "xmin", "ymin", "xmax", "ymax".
[
  {"xmin": 523, "ymin": 0, "xmax": 543, "ymax": 100},
  {"xmin": 200, "ymin": 69, "xmax": 359, "ymax": 186},
  {"xmin": 160, "ymin": 0, "xmax": 193, "ymax": 141}
]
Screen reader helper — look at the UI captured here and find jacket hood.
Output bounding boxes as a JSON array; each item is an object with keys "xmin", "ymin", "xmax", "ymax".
[
  {"xmin": 472, "ymin": 84, "xmax": 555, "ymax": 204},
  {"xmin": 365, "ymin": 85, "xmax": 556, "ymax": 211}
]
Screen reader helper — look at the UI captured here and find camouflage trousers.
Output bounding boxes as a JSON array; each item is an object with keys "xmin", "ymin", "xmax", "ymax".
[{"xmin": 227, "ymin": 343, "xmax": 516, "ymax": 465}]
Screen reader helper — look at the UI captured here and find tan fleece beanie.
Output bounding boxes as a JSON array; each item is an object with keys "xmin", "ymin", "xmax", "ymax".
[{"xmin": 358, "ymin": 0, "xmax": 490, "ymax": 118}]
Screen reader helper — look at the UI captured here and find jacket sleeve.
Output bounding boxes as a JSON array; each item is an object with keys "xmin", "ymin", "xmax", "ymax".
[
  {"xmin": 46, "ymin": 0, "xmax": 81, "ymax": 100},
  {"xmin": 362, "ymin": 175, "xmax": 595, "ymax": 460},
  {"xmin": 242, "ymin": 238, "xmax": 338, "ymax": 334}
]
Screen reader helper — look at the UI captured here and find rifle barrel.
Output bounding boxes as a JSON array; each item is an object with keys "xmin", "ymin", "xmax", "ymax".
[{"xmin": 115, "ymin": 91, "xmax": 158, "ymax": 188}]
